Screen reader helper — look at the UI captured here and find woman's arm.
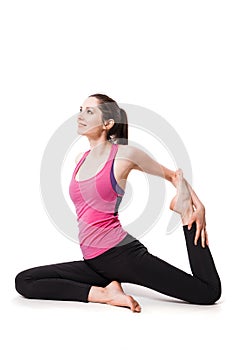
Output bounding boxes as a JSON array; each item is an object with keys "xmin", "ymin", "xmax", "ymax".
[
  {"xmin": 127, "ymin": 145, "xmax": 207, "ymax": 242},
  {"xmin": 127, "ymin": 146, "xmax": 202, "ymax": 204},
  {"xmin": 127, "ymin": 146, "xmax": 204, "ymax": 206},
  {"xmin": 127, "ymin": 145, "xmax": 176, "ymax": 182}
]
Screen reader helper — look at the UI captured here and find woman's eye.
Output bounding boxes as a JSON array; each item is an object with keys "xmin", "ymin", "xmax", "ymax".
[{"xmin": 79, "ymin": 108, "xmax": 93, "ymax": 114}]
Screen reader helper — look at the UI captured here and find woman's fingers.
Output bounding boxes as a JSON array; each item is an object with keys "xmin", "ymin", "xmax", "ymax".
[
  {"xmin": 206, "ymin": 230, "xmax": 209, "ymax": 246},
  {"xmin": 194, "ymin": 225, "xmax": 209, "ymax": 248},
  {"xmin": 194, "ymin": 223, "xmax": 201, "ymax": 245},
  {"xmin": 188, "ymin": 211, "xmax": 196, "ymax": 230},
  {"xmin": 201, "ymin": 229, "xmax": 206, "ymax": 248},
  {"xmin": 189, "ymin": 208, "xmax": 208, "ymax": 247},
  {"xmin": 204, "ymin": 228, "xmax": 209, "ymax": 247},
  {"xmin": 188, "ymin": 218, "xmax": 194, "ymax": 230}
]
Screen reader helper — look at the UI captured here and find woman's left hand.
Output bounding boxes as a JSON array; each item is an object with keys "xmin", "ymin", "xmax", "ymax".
[{"xmin": 187, "ymin": 205, "xmax": 209, "ymax": 248}]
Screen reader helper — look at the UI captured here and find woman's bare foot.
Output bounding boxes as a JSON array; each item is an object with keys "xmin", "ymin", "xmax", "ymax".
[
  {"xmin": 88, "ymin": 281, "xmax": 141, "ymax": 313},
  {"xmin": 169, "ymin": 169, "xmax": 194, "ymax": 225}
]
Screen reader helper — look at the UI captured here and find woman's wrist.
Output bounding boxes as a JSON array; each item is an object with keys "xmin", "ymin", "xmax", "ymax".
[
  {"xmin": 195, "ymin": 202, "xmax": 205, "ymax": 211},
  {"xmin": 184, "ymin": 179, "xmax": 205, "ymax": 211},
  {"xmin": 191, "ymin": 196, "xmax": 205, "ymax": 211}
]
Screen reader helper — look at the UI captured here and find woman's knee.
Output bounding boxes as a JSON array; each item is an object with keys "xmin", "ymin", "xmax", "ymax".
[
  {"xmin": 198, "ymin": 279, "xmax": 222, "ymax": 305},
  {"xmin": 15, "ymin": 269, "xmax": 33, "ymax": 298},
  {"xmin": 207, "ymin": 280, "xmax": 222, "ymax": 305}
]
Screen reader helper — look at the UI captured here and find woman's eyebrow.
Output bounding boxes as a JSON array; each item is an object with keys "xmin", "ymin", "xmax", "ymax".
[{"xmin": 80, "ymin": 106, "xmax": 95, "ymax": 110}]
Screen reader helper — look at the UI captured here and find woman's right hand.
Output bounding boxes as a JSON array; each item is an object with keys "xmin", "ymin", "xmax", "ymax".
[{"xmin": 187, "ymin": 206, "xmax": 209, "ymax": 248}]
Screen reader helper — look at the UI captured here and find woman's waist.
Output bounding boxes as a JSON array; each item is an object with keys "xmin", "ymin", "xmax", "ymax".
[
  {"xmin": 80, "ymin": 228, "xmax": 129, "ymax": 259},
  {"xmin": 78, "ymin": 215, "xmax": 122, "ymax": 230},
  {"xmin": 83, "ymin": 232, "xmax": 139, "ymax": 261},
  {"xmin": 79, "ymin": 223, "xmax": 127, "ymax": 241}
]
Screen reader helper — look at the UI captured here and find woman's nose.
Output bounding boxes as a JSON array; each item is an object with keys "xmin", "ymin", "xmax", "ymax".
[{"xmin": 77, "ymin": 113, "xmax": 84, "ymax": 122}]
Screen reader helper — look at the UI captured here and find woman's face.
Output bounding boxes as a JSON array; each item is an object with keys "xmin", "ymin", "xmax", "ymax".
[
  {"xmin": 77, "ymin": 96, "xmax": 113, "ymax": 138},
  {"xmin": 77, "ymin": 96, "xmax": 103, "ymax": 136}
]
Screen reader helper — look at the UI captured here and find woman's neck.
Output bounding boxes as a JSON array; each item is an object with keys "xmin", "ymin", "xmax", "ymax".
[{"xmin": 88, "ymin": 139, "xmax": 112, "ymax": 156}]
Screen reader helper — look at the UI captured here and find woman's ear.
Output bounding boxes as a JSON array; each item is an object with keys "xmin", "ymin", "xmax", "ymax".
[{"xmin": 103, "ymin": 119, "xmax": 115, "ymax": 131}]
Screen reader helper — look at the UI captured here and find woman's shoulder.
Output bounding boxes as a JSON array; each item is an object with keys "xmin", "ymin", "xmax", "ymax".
[
  {"xmin": 117, "ymin": 144, "xmax": 138, "ymax": 157},
  {"xmin": 117, "ymin": 144, "xmax": 146, "ymax": 169},
  {"xmin": 116, "ymin": 144, "xmax": 140, "ymax": 168}
]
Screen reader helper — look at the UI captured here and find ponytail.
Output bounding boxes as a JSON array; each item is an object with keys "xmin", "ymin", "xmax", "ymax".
[{"xmin": 116, "ymin": 108, "xmax": 128, "ymax": 145}]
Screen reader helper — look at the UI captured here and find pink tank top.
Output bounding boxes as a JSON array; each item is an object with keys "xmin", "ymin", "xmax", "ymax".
[{"xmin": 69, "ymin": 143, "xmax": 128, "ymax": 259}]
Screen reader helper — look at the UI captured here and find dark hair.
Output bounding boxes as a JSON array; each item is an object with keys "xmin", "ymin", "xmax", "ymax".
[{"xmin": 88, "ymin": 93, "xmax": 128, "ymax": 145}]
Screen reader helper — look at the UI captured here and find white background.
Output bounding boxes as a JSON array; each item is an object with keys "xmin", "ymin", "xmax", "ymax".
[{"xmin": 1, "ymin": 1, "xmax": 232, "ymax": 349}]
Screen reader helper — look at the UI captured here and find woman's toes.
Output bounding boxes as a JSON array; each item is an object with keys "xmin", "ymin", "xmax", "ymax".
[
  {"xmin": 129, "ymin": 297, "xmax": 141, "ymax": 312},
  {"xmin": 134, "ymin": 303, "xmax": 141, "ymax": 312}
]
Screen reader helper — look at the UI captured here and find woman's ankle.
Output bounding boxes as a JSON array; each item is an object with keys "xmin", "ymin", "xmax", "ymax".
[
  {"xmin": 87, "ymin": 286, "xmax": 106, "ymax": 303},
  {"xmin": 181, "ymin": 204, "xmax": 194, "ymax": 225}
]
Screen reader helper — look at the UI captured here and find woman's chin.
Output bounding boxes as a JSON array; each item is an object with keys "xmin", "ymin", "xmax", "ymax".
[{"xmin": 77, "ymin": 129, "xmax": 85, "ymax": 135}]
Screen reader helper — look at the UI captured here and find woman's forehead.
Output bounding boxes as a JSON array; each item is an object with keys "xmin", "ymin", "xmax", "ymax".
[{"xmin": 82, "ymin": 96, "xmax": 100, "ymax": 108}]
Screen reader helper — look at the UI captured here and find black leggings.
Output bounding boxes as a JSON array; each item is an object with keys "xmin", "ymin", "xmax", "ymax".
[{"xmin": 15, "ymin": 223, "xmax": 221, "ymax": 305}]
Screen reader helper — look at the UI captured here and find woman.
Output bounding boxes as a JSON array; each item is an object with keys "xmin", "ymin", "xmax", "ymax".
[{"xmin": 15, "ymin": 93, "xmax": 221, "ymax": 313}]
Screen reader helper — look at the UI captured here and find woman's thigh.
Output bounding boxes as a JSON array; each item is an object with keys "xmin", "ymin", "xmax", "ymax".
[{"xmin": 16, "ymin": 260, "xmax": 111, "ymax": 287}]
